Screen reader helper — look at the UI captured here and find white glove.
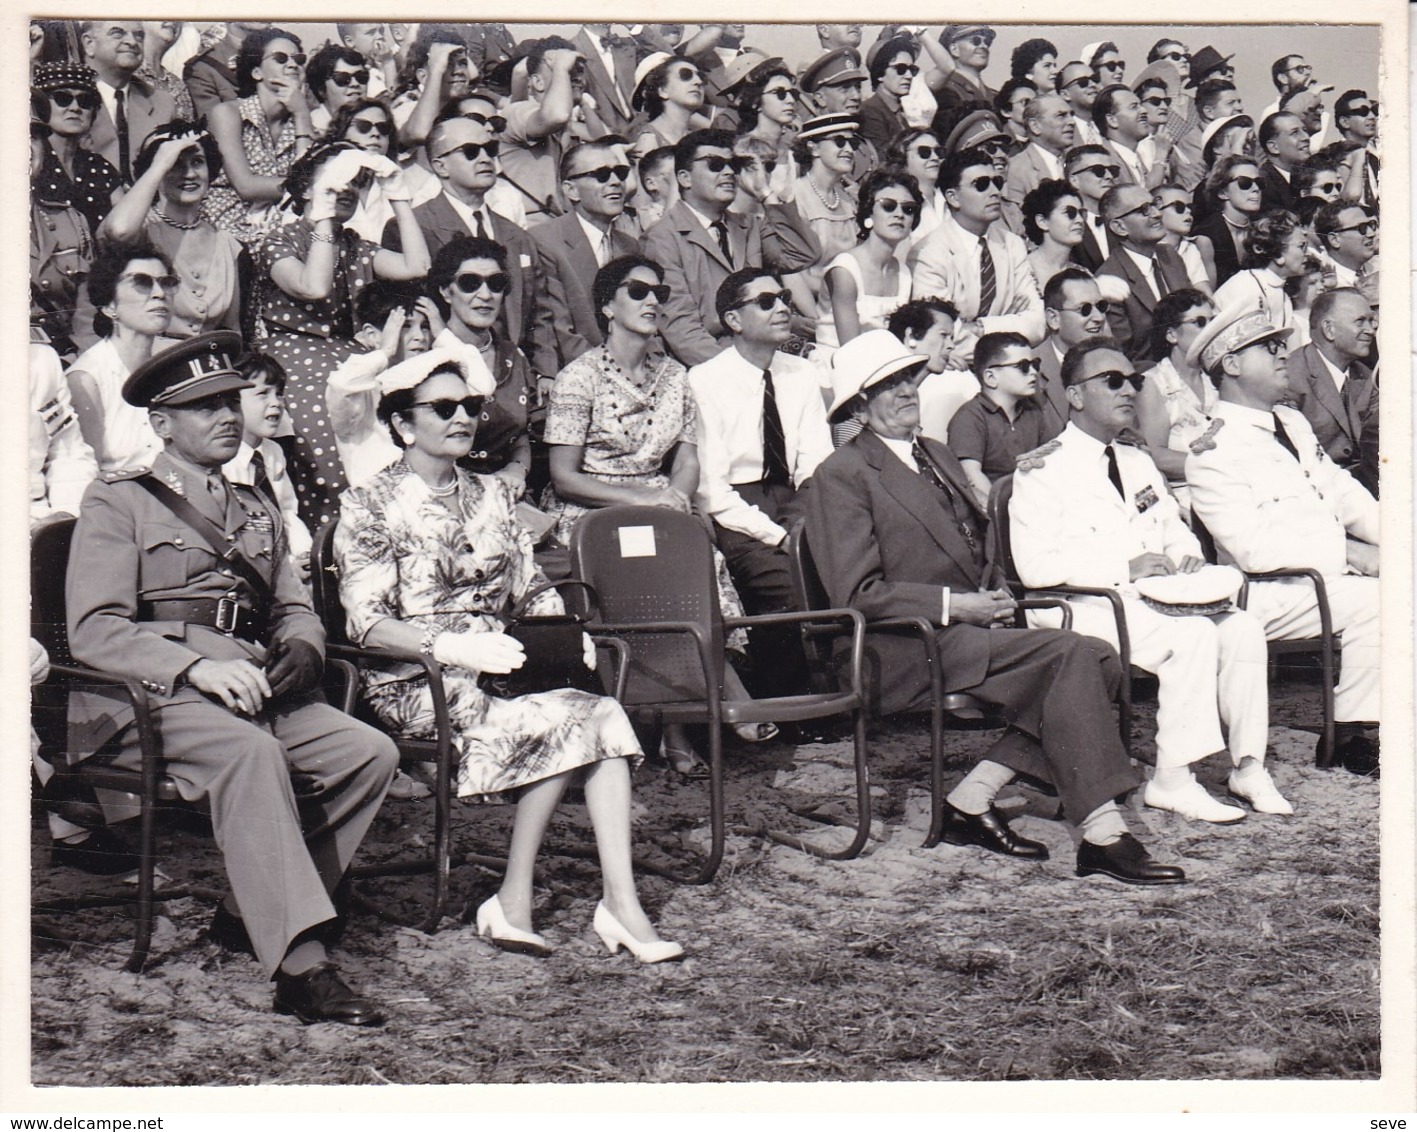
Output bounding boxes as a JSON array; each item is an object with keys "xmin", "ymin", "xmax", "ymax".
[
  {"xmin": 432, "ymin": 630, "xmax": 525, "ymax": 675},
  {"xmin": 361, "ymin": 153, "xmax": 410, "ymax": 201},
  {"xmin": 582, "ymin": 632, "xmax": 597, "ymax": 672}
]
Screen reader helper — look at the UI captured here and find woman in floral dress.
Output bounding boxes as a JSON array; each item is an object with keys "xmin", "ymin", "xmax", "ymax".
[
  {"xmin": 336, "ymin": 350, "xmax": 681, "ymax": 963},
  {"xmin": 541, "ymin": 255, "xmax": 767, "ymax": 777},
  {"xmin": 251, "ymin": 141, "xmax": 429, "ymax": 531}
]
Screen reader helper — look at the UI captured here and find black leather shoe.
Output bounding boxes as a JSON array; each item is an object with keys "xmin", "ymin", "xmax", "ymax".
[
  {"xmin": 273, "ymin": 961, "xmax": 385, "ymax": 1027},
  {"xmin": 1327, "ymin": 732, "xmax": 1379, "ymax": 778},
  {"xmin": 208, "ymin": 904, "xmax": 256, "ymax": 956},
  {"xmin": 51, "ymin": 828, "xmax": 139, "ymax": 875},
  {"xmin": 1076, "ymin": 834, "xmax": 1186, "ymax": 886},
  {"xmin": 941, "ymin": 802, "xmax": 1049, "ymax": 859}
]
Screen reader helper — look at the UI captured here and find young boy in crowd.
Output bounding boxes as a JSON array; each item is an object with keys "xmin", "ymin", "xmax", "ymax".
[
  {"xmin": 948, "ymin": 330, "xmax": 1049, "ymax": 509},
  {"xmin": 224, "ymin": 353, "xmax": 313, "ymax": 582}
]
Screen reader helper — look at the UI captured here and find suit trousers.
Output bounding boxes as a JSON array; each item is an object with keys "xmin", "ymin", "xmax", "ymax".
[
  {"xmin": 1247, "ymin": 576, "xmax": 1380, "ymax": 724},
  {"xmin": 1031, "ymin": 599, "xmax": 1270, "ymax": 767},
  {"xmin": 110, "ymin": 692, "xmax": 398, "ymax": 976},
  {"xmin": 950, "ymin": 625, "xmax": 1142, "ymax": 824}
]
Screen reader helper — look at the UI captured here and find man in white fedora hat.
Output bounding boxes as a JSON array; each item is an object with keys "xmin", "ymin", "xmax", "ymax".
[{"xmin": 805, "ymin": 329, "xmax": 1185, "ymax": 886}]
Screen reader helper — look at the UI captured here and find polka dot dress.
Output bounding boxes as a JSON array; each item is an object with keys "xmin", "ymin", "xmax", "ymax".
[
  {"xmin": 252, "ymin": 221, "xmax": 381, "ymax": 532},
  {"xmin": 35, "ymin": 144, "xmax": 121, "ymax": 237}
]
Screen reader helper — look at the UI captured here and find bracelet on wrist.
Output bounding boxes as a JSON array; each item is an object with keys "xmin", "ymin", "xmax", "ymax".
[
  {"xmin": 308, "ymin": 226, "xmax": 337, "ymax": 243},
  {"xmin": 419, "ymin": 627, "xmax": 438, "ymax": 656}
]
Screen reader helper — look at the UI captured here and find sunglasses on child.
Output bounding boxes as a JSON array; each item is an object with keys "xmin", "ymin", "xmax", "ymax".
[
  {"xmin": 1157, "ymin": 199, "xmax": 1191, "ymax": 214},
  {"xmin": 264, "ymin": 50, "xmax": 307, "ymax": 68},
  {"xmin": 410, "ymin": 396, "xmax": 485, "ymax": 420},
  {"xmin": 992, "ymin": 357, "xmax": 1041, "ymax": 375},
  {"xmin": 620, "ymin": 280, "xmax": 671, "ymax": 303},
  {"xmin": 119, "ymin": 271, "xmax": 181, "ymax": 295},
  {"xmin": 48, "ymin": 89, "xmax": 102, "ymax": 111},
  {"xmin": 437, "ymin": 140, "xmax": 500, "ymax": 161},
  {"xmin": 328, "ymin": 69, "xmax": 371, "ymax": 87},
  {"xmin": 452, "ymin": 271, "xmax": 511, "ymax": 295},
  {"xmin": 568, "ymin": 163, "xmax": 631, "ymax": 183},
  {"xmin": 1076, "ymin": 370, "xmax": 1144, "ymax": 392},
  {"xmin": 728, "ymin": 289, "xmax": 795, "ymax": 312},
  {"xmin": 348, "ymin": 117, "xmax": 393, "ymax": 137}
]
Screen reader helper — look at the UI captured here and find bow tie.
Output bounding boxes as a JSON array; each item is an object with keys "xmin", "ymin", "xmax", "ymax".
[{"xmin": 601, "ymin": 33, "xmax": 637, "ymax": 50}]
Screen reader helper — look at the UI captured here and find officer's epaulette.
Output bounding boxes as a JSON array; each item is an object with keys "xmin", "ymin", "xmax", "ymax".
[
  {"xmin": 1015, "ymin": 438, "xmax": 1062, "ymax": 472},
  {"xmin": 1188, "ymin": 418, "xmax": 1225, "ymax": 455},
  {"xmin": 101, "ymin": 467, "xmax": 150, "ymax": 483}
]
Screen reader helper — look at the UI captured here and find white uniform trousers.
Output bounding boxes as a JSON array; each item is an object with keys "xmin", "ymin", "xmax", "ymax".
[
  {"xmin": 1246, "ymin": 575, "xmax": 1380, "ymax": 724},
  {"xmin": 1032, "ymin": 597, "xmax": 1270, "ymax": 768}
]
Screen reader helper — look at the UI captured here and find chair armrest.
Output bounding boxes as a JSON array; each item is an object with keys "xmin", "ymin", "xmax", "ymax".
[
  {"xmin": 1243, "ymin": 567, "xmax": 1332, "ymax": 636},
  {"xmin": 48, "ymin": 662, "xmax": 160, "ymax": 783},
  {"xmin": 1014, "ymin": 597, "xmax": 1073, "ymax": 630},
  {"xmin": 727, "ymin": 608, "xmax": 867, "ymax": 699},
  {"xmin": 325, "ymin": 643, "xmax": 455, "ymax": 774},
  {"xmin": 1022, "ymin": 585, "xmax": 1128, "ymax": 666},
  {"xmin": 591, "ymin": 635, "xmax": 630, "ymax": 701},
  {"xmin": 588, "ymin": 619, "xmax": 721, "ymax": 711}
]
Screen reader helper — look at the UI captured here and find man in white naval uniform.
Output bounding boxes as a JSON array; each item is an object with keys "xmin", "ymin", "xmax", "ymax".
[
  {"xmin": 1184, "ymin": 310, "xmax": 1380, "ymax": 776},
  {"xmin": 1009, "ymin": 337, "xmax": 1288, "ymax": 821}
]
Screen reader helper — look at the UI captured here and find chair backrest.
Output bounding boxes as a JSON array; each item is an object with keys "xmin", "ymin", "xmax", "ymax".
[
  {"xmin": 986, "ymin": 474, "xmax": 1022, "ymax": 591},
  {"xmin": 310, "ymin": 519, "xmax": 352, "ymax": 646},
  {"xmin": 568, "ymin": 506, "xmax": 723, "ymax": 706},
  {"xmin": 784, "ymin": 520, "xmax": 841, "ymax": 694},
  {"xmin": 30, "ymin": 517, "xmax": 78, "ymax": 759}
]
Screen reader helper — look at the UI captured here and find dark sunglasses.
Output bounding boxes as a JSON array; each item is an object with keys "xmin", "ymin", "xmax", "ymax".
[
  {"xmin": 745, "ymin": 158, "xmax": 780, "ymax": 176},
  {"xmin": 886, "ymin": 63, "xmax": 921, "ymax": 77},
  {"xmin": 1344, "ymin": 104, "xmax": 1377, "ymax": 117},
  {"xmin": 913, "ymin": 143, "xmax": 944, "ymax": 160},
  {"xmin": 622, "ymin": 280, "xmax": 671, "ymax": 303},
  {"xmin": 1096, "ymin": 58, "xmax": 1126, "ymax": 71},
  {"xmin": 819, "ymin": 135, "xmax": 863, "ymax": 151},
  {"xmin": 693, "ymin": 154, "xmax": 750, "ymax": 173},
  {"xmin": 48, "ymin": 89, "xmax": 102, "ymax": 111},
  {"xmin": 437, "ymin": 139, "xmax": 500, "ymax": 162},
  {"xmin": 1078, "ymin": 370, "xmax": 1144, "ymax": 392},
  {"xmin": 1160, "ymin": 51, "xmax": 1191, "ymax": 63},
  {"xmin": 1157, "ymin": 200, "xmax": 1191, "ymax": 214},
  {"xmin": 968, "ymin": 175, "xmax": 1005, "ymax": 191},
  {"xmin": 1141, "ymin": 95, "xmax": 1172, "ymax": 108},
  {"xmin": 1244, "ymin": 339, "xmax": 1284, "ymax": 357},
  {"xmin": 348, "ymin": 116, "xmax": 393, "ymax": 137},
  {"xmin": 1335, "ymin": 219, "xmax": 1378, "ymax": 236},
  {"xmin": 960, "ymin": 32, "xmax": 995, "ymax": 47},
  {"xmin": 1115, "ymin": 199, "xmax": 1161, "ymax": 220},
  {"xmin": 1177, "ymin": 314, "xmax": 1211, "ymax": 329},
  {"xmin": 877, "ymin": 198, "xmax": 919, "ymax": 216},
  {"xmin": 1060, "ymin": 299, "xmax": 1112, "ymax": 317},
  {"xmin": 328, "ymin": 69, "xmax": 370, "ymax": 88},
  {"xmin": 1073, "ymin": 163, "xmax": 1121, "ymax": 179},
  {"xmin": 1053, "ymin": 204, "xmax": 1084, "ymax": 220},
  {"xmin": 1311, "ymin": 180, "xmax": 1341, "ymax": 194},
  {"xmin": 463, "ymin": 111, "xmax": 508, "ymax": 133},
  {"xmin": 994, "ymin": 357, "xmax": 1041, "ymax": 375},
  {"xmin": 410, "ymin": 396, "xmax": 484, "ymax": 420},
  {"xmin": 569, "ymin": 163, "xmax": 631, "ymax": 183},
  {"xmin": 1063, "ymin": 74, "xmax": 1098, "ymax": 90},
  {"xmin": 764, "ymin": 86, "xmax": 799, "ymax": 101},
  {"xmin": 1228, "ymin": 175, "xmax": 1260, "ymax": 191},
  {"xmin": 264, "ymin": 50, "xmax": 307, "ymax": 68},
  {"xmin": 120, "ymin": 271, "xmax": 181, "ymax": 294},
  {"xmin": 729, "ymin": 288, "xmax": 794, "ymax": 312},
  {"xmin": 452, "ymin": 271, "xmax": 511, "ymax": 295},
  {"xmin": 671, "ymin": 65, "xmax": 701, "ymax": 83}
]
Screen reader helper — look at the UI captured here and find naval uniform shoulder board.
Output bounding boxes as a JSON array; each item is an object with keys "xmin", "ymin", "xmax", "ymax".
[{"xmin": 1015, "ymin": 438, "xmax": 1062, "ymax": 472}]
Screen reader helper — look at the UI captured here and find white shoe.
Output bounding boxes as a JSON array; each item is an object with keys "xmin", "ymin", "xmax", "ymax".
[
  {"xmin": 475, "ymin": 894, "xmax": 551, "ymax": 957},
  {"xmin": 1227, "ymin": 765, "xmax": 1296, "ymax": 816},
  {"xmin": 1144, "ymin": 776, "xmax": 1247, "ymax": 823},
  {"xmin": 593, "ymin": 901, "xmax": 684, "ymax": 964}
]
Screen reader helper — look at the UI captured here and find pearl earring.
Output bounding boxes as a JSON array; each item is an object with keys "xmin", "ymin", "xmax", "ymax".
[{"xmin": 864, "ymin": 217, "xmax": 874, "ymax": 229}]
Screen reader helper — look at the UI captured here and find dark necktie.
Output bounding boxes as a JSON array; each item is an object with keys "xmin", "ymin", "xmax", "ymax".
[
  {"xmin": 474, "ymin": 210, "xmax": 489, "ymax": 240},
  {"xmin": 912, "ymin": 439, "xmax": 984, "ymax": 572},
  {"xmin": 977, "ymin": 235, "xmax": 997, "ymax": 317},
  {"xmin": 711, "ymin": 219, "xmax": 733, "ymax": 266},
  {"xmin": 1151, "ymin": 257, "xmax": 1168, "ymax": 301},
  {"xmin": 249, "ymin": 449, "xmax": 271, "ymax": 498},
  {"xmin": 1104, "ymin": 444, "xmax": 1125, "ymax": 497},
  {"xmin": 761, "ymin": 368, "xmax": 791, "ymax": 486},
  {"xmin": 114, "ymin": 88, "xmax": 131, "ymax": 182},
  {"xmin": 1272, "ymin": 414, "xmax": 1301, "ymax": 461}
]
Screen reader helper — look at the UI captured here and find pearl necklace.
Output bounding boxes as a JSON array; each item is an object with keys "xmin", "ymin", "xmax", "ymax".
[
  {"xmin": 428, "ymin": 477, "xmax": 459, "ymax": 497},
  {"xmin": 151, "ymin": 204, "xmax": 202, "ymax": 230},
  {"xmin": 805, "ymin": 174, "xmax": 842, "ymax": 212}
]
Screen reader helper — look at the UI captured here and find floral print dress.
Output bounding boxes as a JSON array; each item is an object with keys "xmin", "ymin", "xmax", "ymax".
[{"xmin": 336, "ymin": 460, "xmax": 641, "ymax": 802}]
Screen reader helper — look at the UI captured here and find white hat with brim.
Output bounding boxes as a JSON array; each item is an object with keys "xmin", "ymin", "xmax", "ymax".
[
  {"xmin": 1185, "ymin": 304, "xmax": 1293, "ymax": 372},
  {"xmin": 827, "ymin": 330, "xmax": 929, "ymax": 420},
  {"xmin": 1132, "ymin": 59, "xmax": 1180, "ymax": 98},
  {"xmin": 378, "ymin": 345, "xmax": 496, "ymax": 399},
  {"xmin": 632, "ymin": 52, "xmax": 673, "ymax": 111},
  {"xmin": 1199, "ymin": 113, "xmax": 1253, "ymax": 153}
]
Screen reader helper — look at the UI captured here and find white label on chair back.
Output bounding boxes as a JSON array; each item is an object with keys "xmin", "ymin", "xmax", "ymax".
[{"xmin": 617, "ymin": 525, "xmax": 657, "ymax": 557}]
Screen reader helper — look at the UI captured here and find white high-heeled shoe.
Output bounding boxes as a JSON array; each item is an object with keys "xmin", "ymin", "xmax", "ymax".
[
  {"xmin": 475, "ymin": 894, "xmax": 551, "ymax": 957},
  {"xmin": 593, "ymin": 901, "xmax": 684, "ymax": 964}
]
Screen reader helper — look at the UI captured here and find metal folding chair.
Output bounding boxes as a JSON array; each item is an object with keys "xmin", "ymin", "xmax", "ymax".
[{"xmin": 569, "ymin": 506, "xmax": 869, "ymax": 882}]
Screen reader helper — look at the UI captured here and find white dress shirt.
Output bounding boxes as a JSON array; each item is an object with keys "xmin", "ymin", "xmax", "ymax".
[
  {"xmin": 224, "ymin": 437, "xmax": 313, "ymax": 558},
  {"xmin": 688, "ymin": 345, "xmax": 834, "ymax": 545},
  {"xmin": 576, "ymin": 211, "xmax": 615, "ymax": 267},
  {"xmin": 441, "ymin": 190, "xmax": 497, "ymax": 240}
]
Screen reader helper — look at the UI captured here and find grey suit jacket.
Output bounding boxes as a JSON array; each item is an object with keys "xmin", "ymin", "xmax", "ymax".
[
  {"xmin": 1002, "ymin": 144, "xmax": 1061, "ymax": 236},
  {"xmin": 1097, "ymin": 244, "xmax": 1190, "ymax": 363},
  {"xmin": 82, "ymin": 75, "xmax": 177, "ymax": 179},
  {"xmin": 530, "ymin": 211, "xmax": 640, "ymax": 369},
  {"xmin": 1284, "ymin": 342, "xmax": 1375, "ymax": 468},
  {"xmin": 574, "ymin": 29, "xmax": 639, "ymax": 137}
]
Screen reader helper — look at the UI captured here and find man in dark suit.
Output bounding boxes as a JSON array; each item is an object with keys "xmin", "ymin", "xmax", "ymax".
[
  {"xmin": 66, "ymin": 333, "xmax": 398, "ymax": 1023},
  {"xmin": 383, "ymin": 113, "xmax": 556, "ymax": 377},
  {"xmin": 1037, "ymin": 267, "xmax": 1112, "ymax": 438},
  {"xmin": 531, "ymin": 140, "xmax": 641, "ymax": 370},
  {"xmin": 806, "ymin": 329, "xmax": 1184, "ymax": 885},
  {"xmin": 575, "ymin": 25, "xmax": 640, "ymax": 138},
  {"xmin": 642, "ymin": 130, "xmax": 764, "ymax": 366},
  {"xmin": 78, "ymin": 20, "xmax": 178, "ymax": 183},
  {"xmin": 1096, "ymin": 184, "xmax": 1191, "ymax": 364},
  {"xmin": 1285, "ymin": 288, "xmax": 1377, "ymax": 471},
  {"xmin": 1063, "ymin": 143, "xmax": 1120, "ymax": 271},
  {"xmin": 1256, "ymin": 111, "xmax": 1309, "ymax": 213}
]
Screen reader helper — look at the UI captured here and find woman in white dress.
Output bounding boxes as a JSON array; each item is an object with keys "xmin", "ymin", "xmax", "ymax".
[
  {"xmin": 1213, "ymin": 209, "xmax": 1310, "ymax": 348},
  {"xmin": 1137, "ymin": 288, "xmax": 1218, "ymax": 513}
]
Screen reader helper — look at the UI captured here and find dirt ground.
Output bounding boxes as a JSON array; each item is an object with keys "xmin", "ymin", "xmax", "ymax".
[{"xmin": 30, "ymin": 673, "xmax": 1379, "ymax": 1086}]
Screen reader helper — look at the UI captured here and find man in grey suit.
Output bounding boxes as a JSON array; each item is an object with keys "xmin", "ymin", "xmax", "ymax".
[
  {"xmin": 79, "ymin": 20, "xmax": 178, "ymax": 183},
  {"xmin": 642, "ymin": 130, "xmax": 763, "ymax": 366},
  {"xmin": 575, "ymin": 25, "xmax": 639, "ymax": 138},
  {"xmin": 1284, "ymin": 288, "xmax": 1377, "ymax": 472},
  {"xmin": 806, "ymin": 330, "xmax": 1184, "ymax": 885},
  {"xmin": 1096, "ymin": 184, "xmax": 1191, "ymax": 364},
  {"xmin": 1001, "ymin": 93, "xmax": 1076, "ymax": 235},
  {"xmin": 531, "ymin": 140, "xmax": 641, "ymax": 370},
  {"xmin": 382, "ymin": 113, "xmax": 556, "ymax": 377}
]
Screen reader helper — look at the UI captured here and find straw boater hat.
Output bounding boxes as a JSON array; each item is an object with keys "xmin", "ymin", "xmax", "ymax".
[
  {"xmin": 827, "ymin": 330, "xmax": 928, "ymax": 420},
  {"xmin": 122, "ymin": 332, "xmax": 252, "ymax": 408}
]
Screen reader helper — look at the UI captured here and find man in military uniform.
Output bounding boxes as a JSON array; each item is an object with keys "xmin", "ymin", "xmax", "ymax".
[
  {"xmin": 1184, "ymin": 310, "xmax": 1380, "ymax": 776},
  {"xmin": 66, "ymin": 331, "xmax": 398, "ymax": 1025},
  {"xmin": 1009, "ymin": 338, "xmax": 1290, "ymax": 822}
]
